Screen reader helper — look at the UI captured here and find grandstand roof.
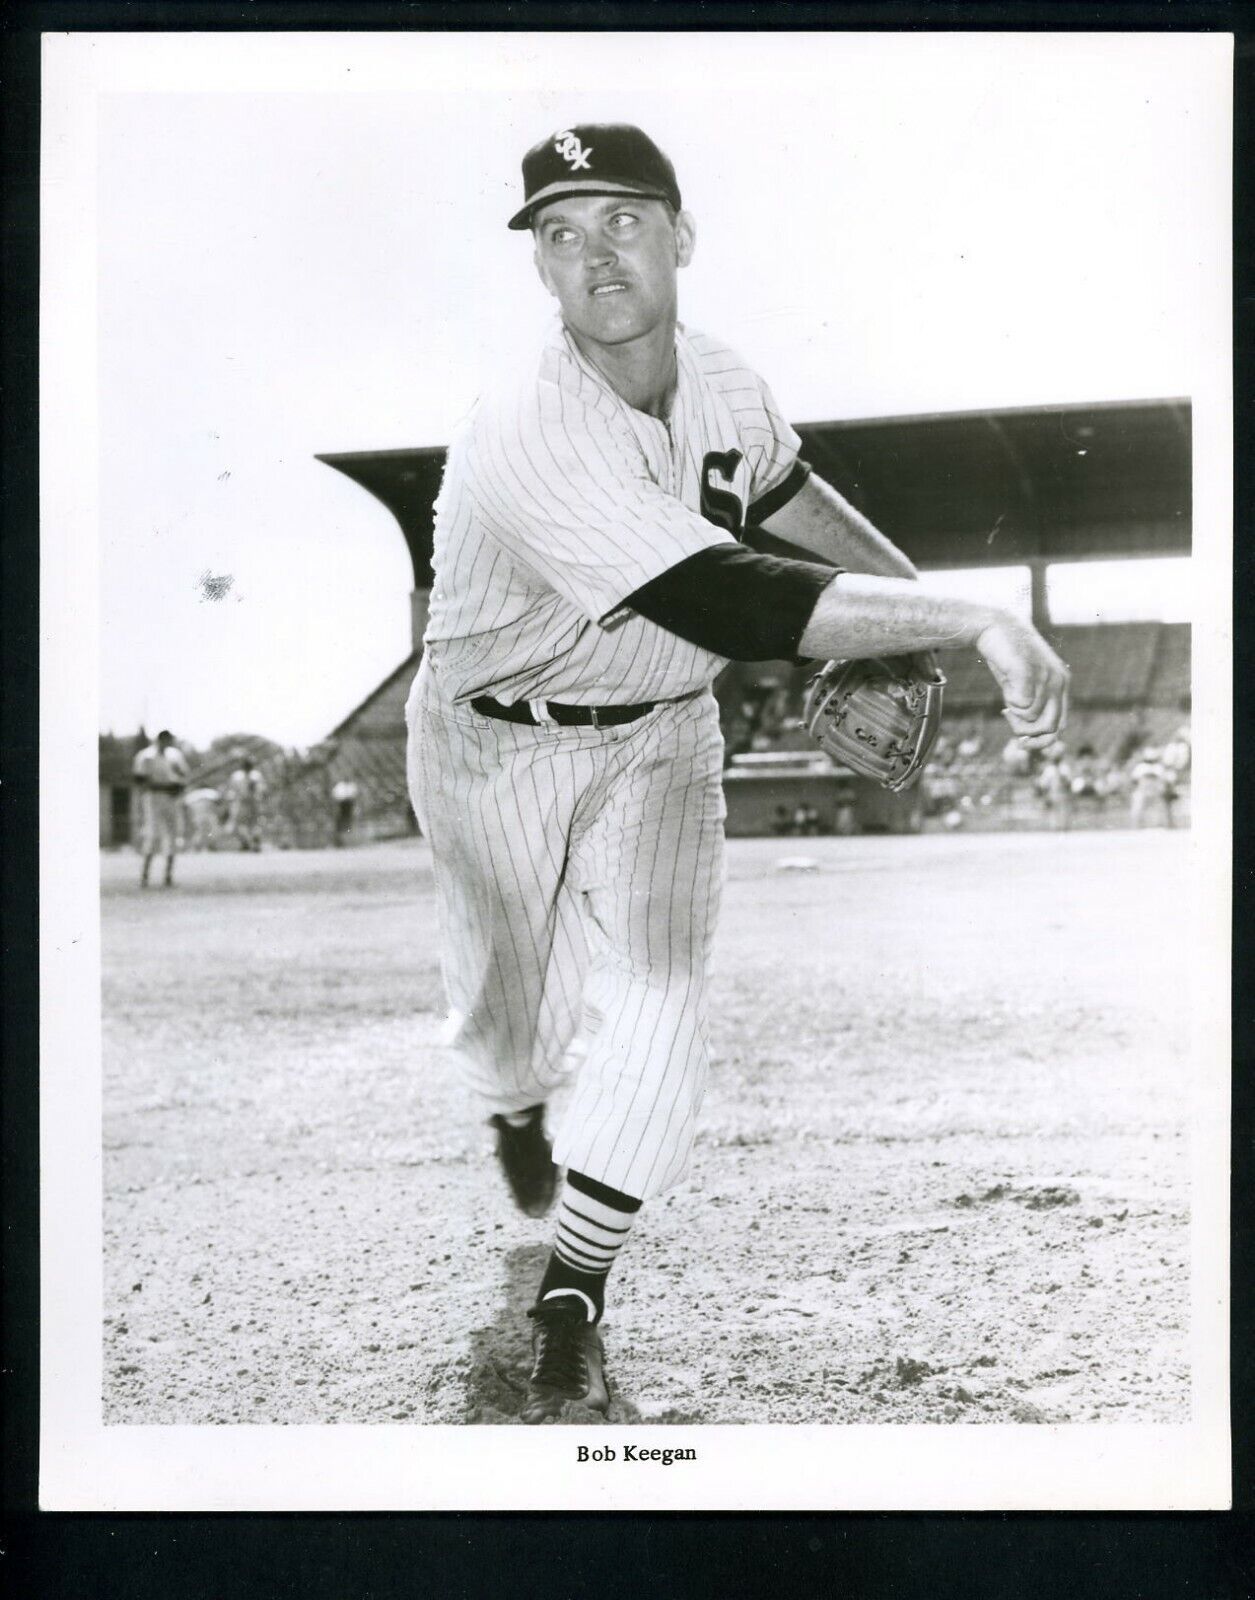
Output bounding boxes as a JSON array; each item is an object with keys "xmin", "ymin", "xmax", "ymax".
[
  {"xmin": 318, "ymin": 397, "xmax": 1190, "ymax": 585},
  {"xmin": 797, "ymin": 399, "xmax": 1190, "ymax": 567}
]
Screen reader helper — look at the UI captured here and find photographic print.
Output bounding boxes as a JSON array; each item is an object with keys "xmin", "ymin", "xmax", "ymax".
[{"xmin": 40, "ymin": 29, "xmax": 1231, "ymax": 1509}]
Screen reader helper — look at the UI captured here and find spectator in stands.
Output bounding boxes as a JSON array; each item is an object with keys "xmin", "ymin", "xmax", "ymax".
[
  {"xmin": 1159, "ymin": 724, "xmax": 1190, "ymax": 829},
  {"xmin": 1161, "ymin": 776, "xmax": 1181, "ymax": 830},
  {"xmin": 957, "ymin": 733, "xmax": 984, "ymax": 761},
  {"xmin": 925, "ymin": 765, "xmax": 961, "ymax": 815},
  {"xmin": 1117, "ymin": 719, "xmax": 1148, "ymax": 764},
  {"xmin": 756, "ymin": 687, "xmax": 790, "ymax": 745},
  {"xmin": 1070, "ymin": 743, "xmax": 1097, "ymax": 787},
  {"xmin": 730, "ymin": 684, "xmax": 774, "ymax": 756},
  {"xmin": 791, "ymin": 803, "xmax": 821, "ymax": 837},
  {"xmin": 1162, "ymin": 724, "xmax": 1191, "ymax": 778},
  {"xmin": 1128, "ymin": 747, "xmax": 1172, "ymax": 829},
  {"xmin": 718, "ymin": 697, "xmax": 756, "ymax": 767},
  {"xmin": 1097, "ymin": 760, "xmax": 1126, "ymax": 807},
  {"xmin": 1001, "ymin": 735, "xmax": 1032, "ymax": 778},
  {"xmin": 1035, "ymin": 746, "xmax": 1073, "ymax": 831},
  {"xmin": 1068, "ymin": 743, "xmax": 1102, "ymax": 816}
]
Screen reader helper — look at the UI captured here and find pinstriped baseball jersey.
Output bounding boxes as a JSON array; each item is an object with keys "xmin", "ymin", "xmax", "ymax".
[
  {"xmin": 422, "ymin": 320, "xmax": 803, "ymax": 707},
  {"xmin": 408, "ymin": 314, "xmax": 805, "ymax": 1201}
]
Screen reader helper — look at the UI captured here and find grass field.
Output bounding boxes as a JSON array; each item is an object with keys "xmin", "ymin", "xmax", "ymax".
[{"xmin": 101, "ymin": 829, "xmax": 1191, "ymax": 1426}]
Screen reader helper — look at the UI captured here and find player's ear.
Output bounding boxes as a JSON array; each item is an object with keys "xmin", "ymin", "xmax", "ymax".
[{"xmin": 674, "ymin": 209, "xmax": 696, "ymax": 269}]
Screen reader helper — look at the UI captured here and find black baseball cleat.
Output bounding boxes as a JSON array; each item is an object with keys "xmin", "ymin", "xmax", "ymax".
[
  {"xmin": 521, "ymin": 1297, "xmax": 609, "ymax": 1423},
  {"xmin": 488, "ymin": 1105, "xmax": 557, "ymax": 1217}
]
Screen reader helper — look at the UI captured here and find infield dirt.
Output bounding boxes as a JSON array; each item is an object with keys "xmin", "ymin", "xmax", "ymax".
[{"xmin": 101, "ymin": 830, "xmax": 1191, "ymax": 1426}]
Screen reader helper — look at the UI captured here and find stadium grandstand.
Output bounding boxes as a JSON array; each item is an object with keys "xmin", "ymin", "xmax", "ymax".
[
  {"xmin": 98, "ymin": 399, "xmax": 1191, "ymax": 845},
  {"xmin": 312, "ymin": 397, "xmax": 1190, "ymax": 838}
]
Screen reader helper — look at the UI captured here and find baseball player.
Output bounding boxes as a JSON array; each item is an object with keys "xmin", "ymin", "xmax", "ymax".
[
  {"xmin": 1128, "ymin": 747, "xmax": 1172, "ymax": 828},
  {"xmin": 183, "ymin": 785, "xmax": 222, "ymax": 850},
  {"xmin": 226, "ymin": 757, "xmax": 266, "ymax": 851},
  {"xmin": 331, "ymin": 777, "xmax": 360, "ymax": 845},
  {"xmin": 405, "ymin": 124, "xmax": 1069, "ymax": 1422},
  {"xmin": 132, "ymin": 729, "xmax": 191, "ymax": 888}
]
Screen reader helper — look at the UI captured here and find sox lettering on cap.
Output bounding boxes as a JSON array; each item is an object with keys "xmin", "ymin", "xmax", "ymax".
[{"xmin": 507, "ymin": 123, "xmax": 682, "ymax": 230}]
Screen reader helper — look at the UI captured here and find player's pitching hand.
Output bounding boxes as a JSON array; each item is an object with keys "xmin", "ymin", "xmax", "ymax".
[{"xmin": 974, "ymin": 613, "xmax": 1070, "ymax": 748}]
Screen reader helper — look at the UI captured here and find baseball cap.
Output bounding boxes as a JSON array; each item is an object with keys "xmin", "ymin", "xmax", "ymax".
[{"xmin": 507, "ymin": 123, "xmax": 682, "ymax": 231}]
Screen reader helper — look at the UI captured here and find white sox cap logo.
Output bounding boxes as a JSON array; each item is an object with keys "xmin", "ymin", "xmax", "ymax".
[
  {"xmin": 554, "ymin": 130, "xmax": 593, "ymax": 170},
  {"xmin": 508, "ymin": 123, "xmax": 680, "ymax": 229}
]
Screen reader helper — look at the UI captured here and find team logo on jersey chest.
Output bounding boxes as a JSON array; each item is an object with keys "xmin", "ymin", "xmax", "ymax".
[
  {"xmin": 700, "ymin": 449, "xmax": 746, "ymax": 538},
  {"xmin": 554, "ymin": 131, "xmax": 593, "ymax": 170}
]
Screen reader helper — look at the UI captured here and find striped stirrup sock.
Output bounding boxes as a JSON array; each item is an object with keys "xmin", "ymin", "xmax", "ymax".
[{"xmin": 536, "ymin": 1169, "xmax": 642, "ymax": 1323}]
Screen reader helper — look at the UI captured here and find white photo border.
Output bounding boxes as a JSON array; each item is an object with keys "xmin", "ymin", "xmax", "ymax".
[{"xmin": 39, "ymin": 28, "xmax": 1233, "ymax": 1512}]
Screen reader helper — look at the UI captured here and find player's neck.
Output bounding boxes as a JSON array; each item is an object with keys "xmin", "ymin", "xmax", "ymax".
[{"xmin": 566, "ymin": 321, "xmax": 678, "ymax": 421}]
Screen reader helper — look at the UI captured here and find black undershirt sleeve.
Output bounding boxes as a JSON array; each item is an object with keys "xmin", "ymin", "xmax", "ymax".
[
  {"xmin": 740, "ymin": 523, "xmax": 824, "ymax": 564},
  {"xmin": 625, "ymin": 543, "xmax": 840, "ymax": 662},
  {"xmin": 748, "ymin": 457, "xmax": 812, "ymax": 522}
]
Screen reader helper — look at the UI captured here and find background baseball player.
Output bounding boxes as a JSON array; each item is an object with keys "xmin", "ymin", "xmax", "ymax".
[
  {"xmin": 132, "ymin": 729, "xmax": 190, "ymax": 888},
  {"xmin": 331, "ymin": 777, "xmax": 360, "ymax": 846},
  {"xmin": 183, "ymin": 784, "xmax": 223, "ymax": 851},
  {"xmin": 225, "ymin": 756, "xmax": 266, "ymax": 851},
  {"xmin": 406, "ymin": 123, "xmax": 1069, "ymax": 1422}
]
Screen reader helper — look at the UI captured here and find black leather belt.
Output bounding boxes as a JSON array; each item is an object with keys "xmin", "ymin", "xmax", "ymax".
[{"xmin": 470, "ymin": 694, "xmax": 656, "ymax": 729}]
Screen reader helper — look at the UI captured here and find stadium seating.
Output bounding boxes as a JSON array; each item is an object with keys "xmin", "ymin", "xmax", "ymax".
[
  {"xmin": 1144, "ymin": 623, "xmax": 1191, "ymax": 709},
  {"xmin": 1051, "ymin": 623, "xmax": 1161, "ymax": 705},
  {"xmin": 941, "ymin": 622, "xmax": 1186, "ymax": 714},
  {"xmin": 934, "ymin": 650, "xmax": 1002, "ymax": 711},
  {"xmin": 267, "ymin": 625, "xmax": 1192, "ymax": 840}
]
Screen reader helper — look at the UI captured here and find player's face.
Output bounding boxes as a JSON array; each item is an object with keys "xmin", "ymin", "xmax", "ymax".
[{"xmin": 532, "ymin": 195, "xmax": 695, "ymax": 349}]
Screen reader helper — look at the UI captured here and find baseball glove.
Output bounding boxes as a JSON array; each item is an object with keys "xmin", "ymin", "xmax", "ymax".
[{"xmin": 803, "ymin": 653, "xmax": 946, "ymax": 792}]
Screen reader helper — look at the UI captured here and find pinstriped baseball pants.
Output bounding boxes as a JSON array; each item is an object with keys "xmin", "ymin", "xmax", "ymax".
[{"xmin": 406, "ymin": 656, "xmax": 726, "ymax": 1200}]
